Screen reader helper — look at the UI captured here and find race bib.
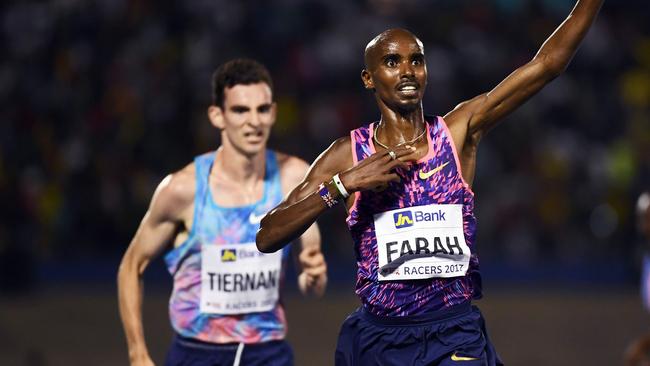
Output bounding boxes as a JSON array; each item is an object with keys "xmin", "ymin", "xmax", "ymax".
[
  {"xmin": 375, "ymin": 204, "xmax": 470, "ymax": 281},
  {"xmin": 200, "ymin": 242, "xmax": 282, "ymax": 314}
]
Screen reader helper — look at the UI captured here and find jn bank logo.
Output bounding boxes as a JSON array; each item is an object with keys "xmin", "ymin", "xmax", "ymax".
[
  {"xmin": 221, "ymin": 249, "xmax": 237, "ymax": 262},
  {"xmin": 393, "ymin": 211, "xmax": 414, "ymax": 229}
]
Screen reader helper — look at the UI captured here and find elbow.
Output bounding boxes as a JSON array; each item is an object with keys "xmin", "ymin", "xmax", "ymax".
[
  {"xmin": 255, "ymin": 227, "xmax": 275, "ymax": 253},
  {"xmin": 117, "ymin": 257, "xmax": 131, "ymax": 286},
  {"xmin": 255, "ymin": 235, "xmax": 269, "ymax": 253},
  {"xmin": 256, "ymin": 212, "xmax": 296, "ymax": 253},
  {"xmin": 117, "ymin": 250, "xmax": 145, "ymax": 284},
  {"xmin": 536, "ymin": 53, "xmax": 569, "ymax": 80},
  {"xmin": 531, "ymin": 50, "xmax": 568, "ymax": 81},
  {"xmin": 255, "ymin": 216, "xmax": 270, "ymax": 252},
  {"xmin": 256, "ymin": 213, "xmax": 287, "ymax": 253}
]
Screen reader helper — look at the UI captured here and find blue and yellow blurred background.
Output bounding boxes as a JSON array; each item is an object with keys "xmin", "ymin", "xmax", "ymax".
[{"xmin": 1, "ymin": 0, "xmax": 649, "ymax": 365}]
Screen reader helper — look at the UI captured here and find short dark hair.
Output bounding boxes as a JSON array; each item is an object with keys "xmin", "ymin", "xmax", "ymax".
[{"xmin": 211, "ymin": 58, "xmax": 274, "ymax": 107}]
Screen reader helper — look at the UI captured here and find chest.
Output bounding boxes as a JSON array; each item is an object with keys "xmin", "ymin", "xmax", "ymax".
[{"xmin": 209, "ymin": 177, "xmax": 266, "ymax": 207}]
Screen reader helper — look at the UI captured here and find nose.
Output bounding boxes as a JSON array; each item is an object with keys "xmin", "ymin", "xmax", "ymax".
[
  {"xmin": 248, "ymin": 111, "xmax": 261, "ymax": 127},
  {"xmin": 400, "ymin": 60, "xmax": 415, "ymax": 78}
]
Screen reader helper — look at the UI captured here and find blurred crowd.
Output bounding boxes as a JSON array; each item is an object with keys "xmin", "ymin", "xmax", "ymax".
[{"xmin": 1, "ymin": 0, "xmax": 649, "ymax": 290}]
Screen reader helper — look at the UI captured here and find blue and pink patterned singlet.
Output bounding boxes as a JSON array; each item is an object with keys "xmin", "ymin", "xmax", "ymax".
[{"xmin": 164, "ymin": 150, "xmax": 289, "ymax": 344}]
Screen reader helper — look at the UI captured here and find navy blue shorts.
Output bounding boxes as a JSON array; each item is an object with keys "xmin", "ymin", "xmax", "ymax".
[
  {"xmin": 335, "ymin": 303, "xmax": 503, "ymax": 366},
  {"xmin": 165, "ymin": 334, "xmax": 294, "ymax": 366}
]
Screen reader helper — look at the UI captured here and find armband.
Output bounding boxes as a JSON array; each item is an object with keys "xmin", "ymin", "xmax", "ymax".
[{"xmin": 318, "ymin": 183, "xmax": 337, "ymax": 208}]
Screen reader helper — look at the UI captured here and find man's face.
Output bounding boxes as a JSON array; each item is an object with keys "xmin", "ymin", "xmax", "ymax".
[
  {"xmin": 211, "ymin": 82, "xmax": 275, "ymax": 157},
  {"xmin": 363, "ymin": 31, "xmax": 427, "ymax": 112}
]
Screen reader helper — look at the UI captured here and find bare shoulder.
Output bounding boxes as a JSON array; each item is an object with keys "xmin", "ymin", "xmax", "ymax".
[
  {"xmin": 276, "ymin": 151, "xmax": 311, "ymax": 189},
  {"xmin": 444, "ymin": 95, "xmax": 483, "ymax": 130},
  {"xmin": 276, "ymin": 151, "xmax": 309, "ymax": 172},
  {"xmin": 150, "ymin": 163, "xmax": 196, "ymax": 222},
  {"xmin": 443, "ymin": 95, "xmax": 488, "ymax": 150}
]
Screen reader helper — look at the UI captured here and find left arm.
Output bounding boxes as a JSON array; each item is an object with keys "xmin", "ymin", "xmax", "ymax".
[
  {"xmin": 446, "ymin": 0, "xmax": 605, "ymax": 139},
  {"xmin": 278, "ymin": 154, "xmax": 328, "ymax": 297}
]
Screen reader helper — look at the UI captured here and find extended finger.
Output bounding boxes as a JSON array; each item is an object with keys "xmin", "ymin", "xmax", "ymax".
[
  {"xmin": 388, "ymin": 156, "xmax": 412, "ymax": 168},
  {"xmin": 382, "ymin": 159, "xmax": 411, "ymax": 173},
  {"xmin": 366, "ymin": 148, "xmax": 395, "ymax": 163},
  {"xmin": 381, "ymin": 146, "xmax": 416, "ymax": 164},
  {"xmin": 380, "ymin": 146, "xmax": 409, "ymax": 160},
  {"xmin": 395, "ymin": 147, "xmax": 419, "ymax": 162},
  {"xmin": 395, "ymin": 144, "xmax": 417, "ymax": 155}
]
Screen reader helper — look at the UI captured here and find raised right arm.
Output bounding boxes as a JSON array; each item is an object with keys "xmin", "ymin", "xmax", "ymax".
[
  {"xmin": 117, "ymin": 169, "xmax": 194, "ymax": 366},
  {"xmin": 256, "ymin": 137, "xmax": 415, "ymax": 253}
]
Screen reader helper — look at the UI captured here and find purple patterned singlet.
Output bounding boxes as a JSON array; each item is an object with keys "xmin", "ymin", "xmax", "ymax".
[{"xmin": 346, "ymin": 116, "xmax": 482, "ymax": 317}]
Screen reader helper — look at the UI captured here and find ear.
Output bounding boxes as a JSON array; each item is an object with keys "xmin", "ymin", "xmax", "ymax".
[
  {"xmin": 208, "ymin": 105, "xmax": 225, "ymax": 129},
  {"xmin": 361, "ymin": 69, "xmax": 374, "ymax": 90}
]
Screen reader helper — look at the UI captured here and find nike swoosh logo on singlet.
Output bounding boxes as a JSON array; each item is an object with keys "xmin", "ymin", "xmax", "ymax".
[
  {"xmin": 418, "ymin": 161, "xmax": 450, "ymax": 180},
  {"xmin": 249, "ymin": 212, "xmax": 267, "ymax": 224},
  {"xmin": 450, "ymin": 352, "xmax": 480, "ymax": 362}
]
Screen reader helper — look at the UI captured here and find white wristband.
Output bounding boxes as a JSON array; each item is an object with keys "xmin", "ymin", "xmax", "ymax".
[{"xmin": 332, "ymin": 173, "xmax": 350, "ymax": 199}]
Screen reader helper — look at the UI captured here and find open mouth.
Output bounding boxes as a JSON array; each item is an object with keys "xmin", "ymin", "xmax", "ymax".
[
  {"xmin": 396, "ymin": 81, "xmax": 420, "ymax": 95},
  {"xmin": 243, "ymin": 130, "xmax": 265, "ymax": 142}
]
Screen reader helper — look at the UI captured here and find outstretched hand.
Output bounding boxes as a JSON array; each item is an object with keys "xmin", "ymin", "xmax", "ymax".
[
  {"xmin": 298, "ymin": 245, "xmax": 327, "ymax": 298},
  {"xmin": 339, "ymin": 145, "xmax": 417, "ymax": 193}
]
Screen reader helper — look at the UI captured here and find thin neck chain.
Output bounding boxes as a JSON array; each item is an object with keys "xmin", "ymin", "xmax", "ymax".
[{"xmin": 372, "ymin": 122, "xmax": 426, "ymax": 150}]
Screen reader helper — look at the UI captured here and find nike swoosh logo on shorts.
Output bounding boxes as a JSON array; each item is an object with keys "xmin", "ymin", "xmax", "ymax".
[
  {"xmin": 249, "ymin": 212, "xmax": 266, "ymax": 224},
  {"xmin": 418, "ymin": 161, "xmax": 449, "ymax": 180},
  {"xmin": 450, "ymin": 352, "xmax": 480, "ymax": 362}
]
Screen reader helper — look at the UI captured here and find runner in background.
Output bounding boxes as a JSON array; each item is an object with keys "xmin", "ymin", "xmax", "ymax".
[{"xmin": 118, "ymin": 58, "xmax": 327, "ymax": 366}]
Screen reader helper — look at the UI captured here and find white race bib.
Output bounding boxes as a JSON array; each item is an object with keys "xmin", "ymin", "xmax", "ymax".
[
  {"xmin": 375, "ymin": 204, "xmax": 470, "ymax": 281},
  {"xmin": 200, "ymin": 242, "xmax": 282, "ymax": 314}
]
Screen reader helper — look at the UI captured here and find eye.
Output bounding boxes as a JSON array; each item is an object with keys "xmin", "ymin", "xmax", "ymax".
[
  {"xmin": 386, "ymin": 59, "xmax": 397, "ymax": 68},
  {"xmin": 231, "ymin": 106, "xmax": 249, "ymax": 114},
  {"xmin": 258, "ymin": 104, "xmax": 272, "ymax": 113},
  {"xmin": 412, "ymin": 55, "xmax": 424, "ymax": 66}
]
